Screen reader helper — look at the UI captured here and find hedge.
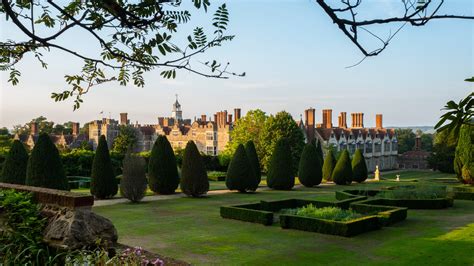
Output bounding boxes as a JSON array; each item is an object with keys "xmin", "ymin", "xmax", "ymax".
[
  {"xmin": 451, "ymin": 186, "xmax": 474, "ymax": 200},
  {"xmin": 220, "ymin": 203, "xmax": 273, "ymax": 225},
  {"xmin": 349, "ymin": 200, "xmax": 408, "ymax": 226}
]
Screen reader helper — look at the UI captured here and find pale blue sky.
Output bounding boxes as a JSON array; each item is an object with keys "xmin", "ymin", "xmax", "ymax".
[{"xmin": 0, "ymin": 0, "xmax": 472, "ymax": 129}]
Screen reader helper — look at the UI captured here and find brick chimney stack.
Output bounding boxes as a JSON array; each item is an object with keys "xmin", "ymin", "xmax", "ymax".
[
  {"xmin": 120, "ymin": 113, "xmax": 128, "ymax": 125},
  {"xmin": 234, "ymin": 108, "xmax": 241, "ymax": 122},
  {"xmin": 322, "ymin": 109, "xmax": 333, "ymax": 129},
  {"xmin": 214, "ymin": 114, "xmax": 218, "ymax": 124},
  {"xmin": 338, "ymin": 112, "xmax": 347, "ymax": 128},
  {"xmin": 305, "ymin": 108, "xmax": 315, "ymax": 128},
  {"xmin": 228, "ymin": 114, "xmax": 233, "ymax": 124},
  {"xmin": 351, "ymin": 113, "xmax": 365, "ymax": 128},
  {"xmin": 30, "ymin": 122, "xmax": 38, "ymax": 135},
  {"xmin": 359, "ymin": 113, "xmax": 364, "ymax": 128},
  {"xmin": 72, "ymin": 122, "xmax": 80, "ymax": 136},
  {"xmin": 376, "ymin": 114, "xmax": 383, "ymax": 129},
  {"xmin": 201, "ymin": 115, "xmax": 207, "ymax": 122},
  {"xmin": 415, "ymin": 135, "xmax": 421, "ymax": 151}
]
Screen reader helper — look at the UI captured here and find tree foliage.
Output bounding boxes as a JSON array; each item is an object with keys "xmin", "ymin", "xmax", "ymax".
[
  {"xmin": 454, "ymin": 124, "xmax": 473, "ymax": 184},
  {"xmin": 148, "ymin": 135, "xmax": 179, "ymax": 194},
  {"xmin": 332, "ymin": 150, "xmax": 352, "ymax": 185},
  {"xmin": 427, "ymin": 129, "xmax": 457, "ymax": 173},
  {"xmin": 351, "ymin": 149, "xmax": 367, "ymax": 183},
  {"xmin": 267, "ymin": 138, "xmax": 294, "ymax": 190},
  {"xmin": 120, "ymin": 153, "xmax": 147, "ymax": 203},
  {"xmin": 91, "ymin": 135, "xmax": 117, "ymax": 199},
  {"xmin": 1, "ymin": 140, "xmax": 29, "ymax": 185},
  {"xmin": 435, "ymin": 92, "xmax": 473, "ymax": 140},
  {"xmin": 112, "ymin": 125, "xmax": 137, "ymax": 154},
  {"xmin": 395, "ymin": 128, "xmax": 416, "ymax": 154},
  {"xmin": 226, "ymin": 144, "xmax": 256, "ymax": 192},
  {"xmin": 180, "ymin": 141, "xmax": 209, "ymax": 197},
  {"xmin": 322, "ymin": 149, "xmax": 336, "ymax": 181},
  {"xmin": 298, "ymin": 143, "xmax": 323, "ymax": 187},
  {"xmin": 245, "ymin": 140, "xmax": 261, "ymax": 190}
]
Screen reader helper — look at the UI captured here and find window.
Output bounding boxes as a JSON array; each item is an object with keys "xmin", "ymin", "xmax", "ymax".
[
  {"xmin": 365, "ymin": 142, "xmax": 372, "ymax": 153},
  {"xmin": 392, "ymin": 142, "xmax": 398, "ymax": 151},
  {"xmin": 339, "ymin": 143, "xmax": 346, "ymax": 151},
  {"xmin": 349, "ymin": 143, "xmax": 356, "ymax": 153},
  {"xmin": 206, "ymin": 132, "xmax": 214, "ymax": 141},
  {"xmin": 206, "ymin": 146, "xmax": 215, "ymax": 155},
  {"xmin": 172, "ymin": 131, "xmax": 179, "ymax": 136},
  {"xmin": 374, "ymin": 143, "xmax": 381, "ymax": 153},
  {"xmin": 384, "ymin": 142, "xmax": 390, "ymax": 152}
]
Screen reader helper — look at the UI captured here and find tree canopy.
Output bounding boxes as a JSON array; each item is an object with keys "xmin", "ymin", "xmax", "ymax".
[{"xmin": 112, "ymin": 125, "xmax": 138, "ymax": 154}]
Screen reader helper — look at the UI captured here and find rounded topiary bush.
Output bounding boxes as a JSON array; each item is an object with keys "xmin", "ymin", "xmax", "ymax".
[
  {"xmin": 26, "ymin": 133, "xmax": 69, "ymax": 190},
  {"xmin": 322, "ymin": 149, "xmax": 336, "ymax": 182},
  {"xmin": 148, "ymin": 135, "xmax": 180, "ymax": 194},
  {"xmin": 332, "ymin": 150, "xmax": 353, "ymax": 185},
  {"xmin": 180, "ymin": 141, "xmax": 209, "ymax": 197},
  {"xmin": 298, "ymin": 143, "xmax": 323, "ymax": 187},
  {"xmin": 1, "ymin": 140, "xmax": 28, "ymax": 185},
  {"xmin": 91, "ymin": 135, "xmax": 117, "ymax": 199},
  {"xmin": 120, "ymin": 153, "xmax": 147, "ymax": 203},
  {"xmin": 226, "ymin": 144, "xmax": 256, "ymax": 192},
  {"xmin": 352, "ymin": 149, "xmax": 368, "ymax": 183},
  {"xmin": 267, "ymin": 138, "xmax": 294, "ymax": 190},
  {"xmin": 245, "ymin": 140, "xmax": 261, "ymax": 191}
]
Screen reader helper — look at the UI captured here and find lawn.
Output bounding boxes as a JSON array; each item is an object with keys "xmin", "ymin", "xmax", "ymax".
[{"xmin": 93, "ymin": 170, "xmax": 474, "ymax": 265}]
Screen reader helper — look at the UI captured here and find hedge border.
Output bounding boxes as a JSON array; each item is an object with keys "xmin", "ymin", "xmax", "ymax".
[
  {"xmin": 451, "ymin": 187, "xmax": 474, "ymax": 201},
  {"xmin": 220, "ymin": 203, "xmax": 273, "ymax": 225}
]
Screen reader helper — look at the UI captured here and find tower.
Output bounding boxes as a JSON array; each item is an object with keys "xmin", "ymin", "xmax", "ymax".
[{"xmin": 172, "ymin": 94, "xmax": 183, "ymax": 121}]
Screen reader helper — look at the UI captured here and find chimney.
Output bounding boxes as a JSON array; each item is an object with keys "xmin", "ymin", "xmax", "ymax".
[
  {"xmin": 201, "ymin": 115, "xmax": 207, "ymax": 123},
  {"xmin": 30, "ymin": 122, "xmax": 38, "ymax": 135},
  {"xmin": 338, "ymin": 112, "xmax": 347, "ymax": 128},
  {"xmin": 359, "ymin": 113, "xmax": 364, "ymax": 128},
  {"xmin": 228, "ymin": 114, "xmax": 233, "ymax": 124},
  {"xmin": 376, "ymin": 114, "xmax": 383, "ymax": 129},
  {"xmin": 415, "ymin": 135, "xmax": 421, "ymax": 151},
  {"xmin": 305, "ymin": 108, "xmax": 315, "ymax": 127},
  {"xmin": 163, "ymin": 118, "xmax": 169, "ymax": 127},
  {"xmin": 72, "ymin": 122, "xmax": 80, "ymax": 136},
  {"xmin": 234, "ymin": 108, "xmax": 241, "ymax": 122},
  {"xmin": 322, "ymin": 109, "xmax": 332, "ymax": 128},
  {"xmin": 351, "ymin": 113, "xmax": 357, "ymax": 128},
  {"xmin": 214, "ymin": 114, "xmax": 218, "ymax": 123},
  {"xmin": 120, "ymin": 113, "xmax": 128, "ymax": 125}
]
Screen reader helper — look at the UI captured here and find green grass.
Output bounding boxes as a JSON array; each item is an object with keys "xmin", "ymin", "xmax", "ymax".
[{"xmin": 93, "ymin": 170, "xmax": 474, "ymax": 265}]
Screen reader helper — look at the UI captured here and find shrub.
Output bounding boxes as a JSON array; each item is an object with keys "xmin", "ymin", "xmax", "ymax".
[
  {"xmin": 267, "ymin": 138, "xmax": 294, "ymax": 190},
  {"xmin": 120, "ymin": 154, "xmax": 147, "ymax": 202},
  {"xmin": 245, "ymin": 140, "xmax": 261, "ymax": 190},
  {"xmin": 315, "ymin": 139, "xmax": 324, "ymax": 166},
  {"xmin": 298, "ymin": 143, "xmax": 323, "ymax": 187},
  {"xmin": 91, "ymin": 135, "xmax": 117, "ymax": 199},
  {"xmin": 351, "ymin": 149, "xmax": 368, "ymax": 183},
  {"xmin": 454, "ymin": 124, "xmax": 473, "ymax": 184},
  {"xmin": 292, "ymin": 205, "xmax": 363, "ymax": 221},
  {"xmin": 148, "ymin": 135, "xmax": 179, "ymax": 194},
  {"xmin": 25, "ymin": 133, "xmax": 69, "ymax": 190},
  {"xmin": 1, "ymin": 140, "xmax": 28, "ymax": 185},
  {"xmin": 332, "ymin": 150, "xmax": 353, "ymax": 185},
  {"xmin": 180, "ymin": 141, "xmax": 209, "ymax": 197},
  {"xmin": 322, "ymin": 149, "xmax": 336, "ymax": 181},
  {"xmin": 226, "ymin": 144, "xmax": 256, "ymax": 192}
]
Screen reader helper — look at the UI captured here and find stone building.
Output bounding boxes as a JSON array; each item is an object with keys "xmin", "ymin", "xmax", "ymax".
[
  {"xmin": 302, "ymin": 108, "xmax": 398, "ymax": 172},
  {"xmin": 88, "ymin": 118, "xmax": 119, "ymax": 149},
  {"xmin": 397, "ymin": 135, "xmax": 430, "ymax": 169}
]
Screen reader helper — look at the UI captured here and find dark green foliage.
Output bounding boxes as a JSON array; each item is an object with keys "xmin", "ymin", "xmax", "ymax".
[
  {"xmin": 25, "ymin": 133, "xmax": 69, "ymax": 190},
  {"xmin": 245, "ymin": 140, "xmax": 261, "ymax": 190},
  {"xmin": 315, "ymin": 140, "xmax": 324, "ymax": 166},
  {"xmin": 220, "ymin": 204, "xmax": 274, "ymax": 225},
  {"xmin": 91, "ymin": 135, "xmax": 117, "ymax": 199},
  {"xmin": 120, "ymin": 154, "xmax": 147, "ymax": 202},
  {"xmin": 180, "ymin": 141, "xmax": 209, "ymax": 197},
  {"xmin": 351, "ymin": 149, "xmax": 368, "ymax": 183},
  {"xmin": 148, "ymin": 135, "xmax": 179, "ymax": 194},
  {"xmin": 332, "ymin": 150, "xmax": 353, "ymax": 185},
  {"xmin": 298, "ymin": 143, "xmax": 322, "ymax": 187},
  {"xmin": 322, "ymin": 149, "xmax": 336, "ymax": 181},
  {"xmin": 267, "ymin": 138, "xmax": 294, "ymax": 190},
  {"xmin": 1, "ymin": 140, "xmax": 28, "ymax": 184},
  {"xmin": 454, "ymin": 124, "xmax": 473, "ymax": 184},
  {"xmin": 226, "ymin": 144, "xmax": 256, "ymax": 192}
]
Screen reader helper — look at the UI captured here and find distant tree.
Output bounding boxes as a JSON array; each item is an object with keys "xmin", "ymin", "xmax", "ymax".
[
  {"xmin": 226, "ymin": 144, "xmax": 256, "ymax": 192},
  {"xmin": 26, "ymin": 133, "xmax": 69, "ymax": 190},
  {"xmin": 112, "ymin": 125, "xmax": 137, "ymax": 154},
  {"xmin": 148, "ymin": 135, "xmax": 180, "ymax": 195},
  {"xmin": 91, "ymin": 135, "xmax": 117, "ymax": 199},
  {"xmin": 395, "ymin": 129, "xmax": 416, "ymax": 154},
  {"xmin": 80, "ymin": 122, "xmax": 90, "ymax": 135},
  {"xmin": 12, "ymin": 116, "xmax": 55, "ymax": 135},
  {"xmin": 267, "ymin": 138, "xmax": 294, "ymax": 190},
  {"xmin": 322, "ymin": 149, "xmax": 337, "ymax": 182},
  {"xmin": 120, "ymin": 153, "xmax": 147, "ymax": 203},
  {"xmin": 351, "ymin": 149, "xmax": 368, "ymax": 183},
  {"xmin": 427, "ymin": 130, "xmax": 457, "ymax": 173},
  {"xmin": 0, "ymin": 127, "xmax": 9, "ymax": 136},
  {"xmin": 245, "ymin": 140, "xmax": 261, "ymax": 191},
  {"xmin": 180, "ymin": 141, "xmax": 209, "ymax": 197},
  {"xmin": 298, "ymin": 143, "xmax": 323, "ymax": 187},
  {"xmin": 420, "ymin": 133, "xmax": 434, "ymax": 152},
  {"xmin": 454, "ymin": 124, "xmax": 473, "ymax": 184},
  {"xmin": 332, "ymin": 150, "xmax": 352, "ymax": 185},
  {"xmin": 1, "ymin": 140, "xmax": 29, "ymax": 185}
]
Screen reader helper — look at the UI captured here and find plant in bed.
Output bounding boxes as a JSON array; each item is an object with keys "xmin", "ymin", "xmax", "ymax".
[
  {"xmin": 281, "ymin": 205, "xmax": 364, "ymax": 221},
  {"xmin": 379, "ymin": 185, "xmax": 448, "ymax": 200}
]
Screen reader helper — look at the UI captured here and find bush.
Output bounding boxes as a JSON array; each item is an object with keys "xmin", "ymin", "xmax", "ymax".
[
  {"xmin": 1, "ymin": 140, "xmax": 28, "ymax": 185},
  {"xmin": 298, "ymin": 143, "xmax": 323, "ymax": 187},
  {"xmin": 267, "ymin": 138, "xmax": 294, "ymax": 190},
  {"xmin": 91, "ymin": 135, "xmax": 117, "ymax": 199},
  {"xmin": 226, "ymin": 144, "xmax": 256, "ymax": 192},
  {"xmin": 220, "ymin": 203, "xmax": 274, "ymax": 225},
  {"xmin": 315, "ymin": 139, "xmax": 324, "ymax": 166},
  {"xmin": 288, "ymin": 205, "xmax": 363, "ymax": 221},
  {"xmin": 322, "ymin": 149, "xmax": 336, "ymax": 181},
  {"xmin": 120, "ymin": 154, "xmax": 147, "ymax": 202},
  {"xmin": 25, "ymin": 133, "xmax": 69, "ymax": 190},
  {"xmin": 332, "ymin": 150, "xmax": 352, "ymax": 185},
  {"xmin": 180, "ymin": 141, "xmax": 209, "ymax": 197},
  {"xmin": 148, "ymin": 135, "xmax": 179, "ymax": 194},
  {"xmin": 245, "ymin": 140, "xmax": 261, "ymax": 190},
  {"xmin": 454, "ymin": 124, "xmax": 473, "ymax": 184},
  {"xmin": 351, "ymin": 149, "xmax": 368, "ymax": 183}
]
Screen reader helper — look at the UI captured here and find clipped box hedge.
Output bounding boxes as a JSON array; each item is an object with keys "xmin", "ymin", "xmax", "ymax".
[
  {"xmin": 349, "ymin": 200, "xmax": 407, "ymax": 226},
  {"xmin": 451, "ymin": 187, "xmax": 474, "ymax": 201},
  {"xmin": 220, "ymin": 203, "xmax": 273, "ymax": 225}
]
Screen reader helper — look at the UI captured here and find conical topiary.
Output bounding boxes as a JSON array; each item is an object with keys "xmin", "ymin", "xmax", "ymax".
[
  {"xmin": 91, "ymin": 135, "xmax": 117, "ymax": 199},
  {"xmin": 120, "ymin": 153, "xmax": 147, "ymax": 203},
  {"xmin": 332, "ymin": 149, "xmax": 353, "ymax": 185},
  {"xmin": 226, "ymin": 144, "xmax": 256, "ymax": 192},
  {"xmin": 322, "ymin": 149, "xmax": 336, "ymax": 182},
  {"xmin": 1, "ymin": 140, "xmax": 28, "ymax": 185},
  {"xmin": 148, "ymin": 135, "xmax": 179, "ymax": 194},
  {"xmin": 180, "ymin": 141, "xmax": 209, "ymax": 197},
  {"xmin": 245, "ymin": 140, "xmax": 261, "ymax": 191},
  {"xmin": 267, "ymin": 138, "xmax": 294, "ymax": 190},
  {"xmin": 315, "ymin": 140, "xmax": 324, "ymax": 166},
  {"xmin": 352, "ymin": 149, "xmax": 368, "ymax": 183},
  {"xmin": 298, "ymin": 143, "xmax": 322, "ymax": 187},
  {"xmin": 26, "ymin": 133, "xmax": 69, "ymax": 190}
]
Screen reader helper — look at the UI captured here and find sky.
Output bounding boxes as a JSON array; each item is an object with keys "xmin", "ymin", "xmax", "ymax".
[{"xmin": 0, "ymin": 0, "xmax": 473, "ymax": 129}]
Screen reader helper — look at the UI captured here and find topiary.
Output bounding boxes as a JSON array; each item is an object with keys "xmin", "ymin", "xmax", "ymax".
[
  {"xmin": 454, "ymin": 124, "xmax": 473, "ymax": 184},
  {"xmin": 226, "ymin": 144, "xmax": 256, "ymax": 192},
  {"xmin": 245, "ymin": 140, "xmax": 261, "ymax": 190},
  {"xmin": 351, "ymin": 149, "xmax": 368, "ymax": 183},
  {"xmin": 315, "ymin": 139, "xmax": 324, "ymax": 166},
  {"xmin": 180, "ymin": 141, "xmax": 209, "ymax": 197},
  {"xmin": 26, "ymin": 133, "xmax": 69, "ymax": 190},
  {"xmin": 332, "ymin": 150, "xmax": 353, "ymax": 185},
  {"xmin": 91, "ymin": 135, "xmax": 117, "ymax": 199},
  {"xmin": 148, "ymin": 135, "xmax": 179, "ymax": 194},
  {"xmin": 1, "ymin": 140, "xmax": 28, "ymax": 185},
  {"xmin": 298, "ymin": 143, "xmax": 323, "ymax": 187},
  {"xmin": 120, "ymin": 153, "xmax": 147, "ymax": 203},
  {"xmin": 322, "ymin": 149, "xmax": 336, "ymax": 182},
  {"xmin": 267, "ymin": 138, "xmax": 294, "ymax": 190}
]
